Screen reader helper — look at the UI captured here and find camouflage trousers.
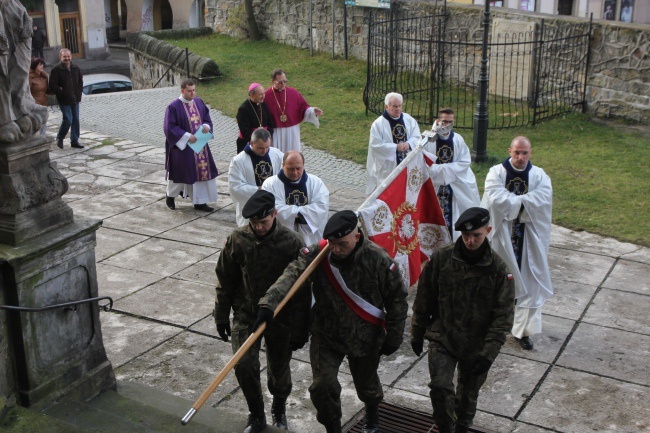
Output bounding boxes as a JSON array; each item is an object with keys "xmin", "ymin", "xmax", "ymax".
[
  {"xmin": 428, "ymin": 344, "xmax": 488, "ymax": 433},
  {"xmin": 309, "ymin": 336, "xmax": 383, "ymax": 427},
  {"xmin": 232, "ymin": 320, "xmax": 293, "ymax": 410}
]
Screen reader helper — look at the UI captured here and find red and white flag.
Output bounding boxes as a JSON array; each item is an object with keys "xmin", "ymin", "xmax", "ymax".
[{"xmin": 358, "ymin": 145, "xmax": 451, "ymax": 288}]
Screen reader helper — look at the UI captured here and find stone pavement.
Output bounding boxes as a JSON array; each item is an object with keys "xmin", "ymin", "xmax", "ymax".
[{"xmin": 45, "ymin": 88, "xmax": 650, "ymax": 433}]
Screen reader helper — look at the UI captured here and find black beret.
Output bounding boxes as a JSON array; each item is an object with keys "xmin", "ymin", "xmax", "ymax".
[
  {"xmin": 323, "ymin": 210, "xmax": 358, "ymax": 240},
  {"xmin": 454, "ymin": 207, "xmax": 490, "ymax": 232},
  {"xmin": 242, "ymin": 190, "xmax": 276, "ymax": 220}
]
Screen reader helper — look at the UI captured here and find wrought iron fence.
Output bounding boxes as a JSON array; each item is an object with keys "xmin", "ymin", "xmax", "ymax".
[{"xmin": 364, "ymin": 9, "xmax": 592, "ymax": 129}]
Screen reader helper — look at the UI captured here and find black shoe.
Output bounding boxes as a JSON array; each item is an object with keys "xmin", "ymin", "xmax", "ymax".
[
  {"xmin": 325, "ymin": 423, "xmax": 342, "ymax": 433},
  {"xmin": 242, "ymin": 414, "xmax": 267, "ymax": 433},
  {"xmin": 272, "ymin": 397, "xmax": 288, "ymax": 430},
  {"xmin": 71, "ymin": 142, "xmax": 84, "ymax": 149},
  {"xmin": 455, "ymin": 425, "xmax": 470, "ymax": 433},
  {"xmin": 194, "ymin": 203, "xmax": 214, "ymax": 212},
  {"xmin": 166, "ymin": 196, "xmax": 175, "ymax": 210},
  {"xmin": 515, "ymin": 336, "xmax": 534, "ymax": 350},
  {"xmin": 56, "ymin": 139, "xmax": 63, "ymax": 149},
  {"xmin": 362, "ymin": 404, "xmax": 379, "ymax": 433}
]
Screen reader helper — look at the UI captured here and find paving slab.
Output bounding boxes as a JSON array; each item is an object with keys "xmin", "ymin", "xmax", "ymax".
[
  {"xmin": 101, "ymin": 237, "xmax": 216, "ymax": 277},
  {"xmin": 548, "ymin": 246, "xmax": 616, "ymax": 286},
  {"xmin": 100, "ymin": 311, "xmax": 183, "ymax": 368},
  {"xmin": 550, "ymin": 225, "xmax": 640, "ymax": 257},
  {"xmin": 173, "ymin": 253, "xmax": 220, "ymax": 286},
  {"xmin": 157, "ymin": 216, "xmax": 234, "ymax": 249},
  {"xmin": 556, "ymin": 322, "xmax": 649, "ymax": 386},
  {"xmin": 602, "ymin": 259, "xmax": 650, "ymax": 294},
  {"xmin": 518, "ymin": 366, "xmax": 650, "ymax": 432},
  {"xmin": 87, "ymin": 160, "xmax": 162, "ymax": 180},
  {"xmin": 542, "ymin": 279, "xmax": 598, "ymax": 320},
  {"xmin": 135, "ymin": 169, "xmax": 167, "ymax": 185},
  {"xmin": 85, "ymin": 144, "xmax": 121, "ymax": 156},
  {"xmin": 189, "ymin": 315, "xmax": 219, "ymax": 338},
  {"xmin": 582, "ymin": 288, "xmax": 650, "ymax": 334},
  {"xmin": 103, "ymin": 201, "xmax": 201, "ymax": 236},
  {"xmin": 620, "ymin": 246, "xmax": 650, "ymax": 264},
  {"xmin": 68, "ymin": 181, "xmax": 165, "ymax": 220},
  {"xmin": 114, "ymin": 331, "xmax": 248, "ymax": 409},
  {"xmin": 97, "ymin": 263, "xmax": 164, "ymax": 300},
  {"xmin": 499, "ymin": 314, "xmax": 575, "ymax": 364},
  {"xmin": 66, "ymin": 173, "xmax": 129, "ymax": 200},
  {"xmin": 95, "ymin": 227, "xmax": 149, "ymax": 261},
  {"xmin": 113, "ymin": 277, "xmax": 213, "ymax": 327}
]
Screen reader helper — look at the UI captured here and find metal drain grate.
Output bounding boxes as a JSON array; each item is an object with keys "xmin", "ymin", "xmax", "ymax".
[{"xmin": 344, "ymin": 402, "xmax": 496, "ymax": 433}]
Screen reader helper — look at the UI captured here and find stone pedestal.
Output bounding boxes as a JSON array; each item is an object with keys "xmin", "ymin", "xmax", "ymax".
[
  {"xmin": 0, "ymin": 217, "xmax": 116, "ymax": 407},
  {"xmin": 0, "ymin": 134, "xmax": 115, "ymax": 408}
]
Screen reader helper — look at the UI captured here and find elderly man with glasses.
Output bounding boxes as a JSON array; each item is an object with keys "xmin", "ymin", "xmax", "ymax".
[
  {"xmin": 264, "ymin": 68, "xmax": 323, "ymax": 153},
  {"xmin": 423, "ymin": 107, "xmax": 481, "ymax": 240}
]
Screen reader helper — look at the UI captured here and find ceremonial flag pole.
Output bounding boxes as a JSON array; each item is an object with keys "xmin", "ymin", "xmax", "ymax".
[
  {"xmin": 182, "ymin": 129, "xmax": 442, "ymax": 425},
  {"xmin": 181, "ymin": 243, "xmax": 331, "ymax": 426}
]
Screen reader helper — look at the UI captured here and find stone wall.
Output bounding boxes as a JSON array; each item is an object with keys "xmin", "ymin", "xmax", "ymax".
[
  {"xmin": 127, "ymin": 33, "xmax": 221, "ymax": 90},
  {"xmin": 205, "ymin": 0, "xmax": 649, "ymax": 124}
]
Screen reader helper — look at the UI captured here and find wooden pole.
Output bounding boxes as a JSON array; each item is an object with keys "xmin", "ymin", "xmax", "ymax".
[{"xmin": 181, "ymin": 244, "xmax": 331, "ymax": 425}]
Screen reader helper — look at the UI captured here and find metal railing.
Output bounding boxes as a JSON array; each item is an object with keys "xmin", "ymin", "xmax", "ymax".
[
  {"xmin": 364, "ymin": 9, "xmax": 592, "ymax": 129},
  {"xmin": 153, "ymin": 47, "xmax": 191, "ymax": 88},
  {"xmin": 0, "ymin": 296, "xmax": 113, "ymax": 313}
]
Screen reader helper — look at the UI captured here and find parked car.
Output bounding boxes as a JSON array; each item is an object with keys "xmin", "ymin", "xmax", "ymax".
[{"xmin": 82, "ymin": 74, "xmax": 132, "ymax": 95}]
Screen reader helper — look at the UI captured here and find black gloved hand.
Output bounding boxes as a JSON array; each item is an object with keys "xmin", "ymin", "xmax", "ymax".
[
  {"xmin": 379, "ymin": 341, "xmax": 399, "ymax": 356},
  {"xmin": 295, "ymin": 212, "xmax": 307, "ymax": 225},
  {"xmin": 471, "ymin": 355, "xmax": 492, "ymax": 376},
  {"xmin": 253, "ymin": 307, "xmax": 274, "ymax": 332},
  {"xmin": 216, "ymin": 322, "xmax": 231, "ymax": 342},
  {"xmin": 411, "ymin": 339, "xmax": 424, "ymax": 356}
]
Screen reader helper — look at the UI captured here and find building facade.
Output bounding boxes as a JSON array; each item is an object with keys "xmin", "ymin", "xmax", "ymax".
[
  {"xmin": 22, "ymin": 0, "xmax": 110, "ymax": 63},
  {"xmin": 469, "ymin": 0, "xmax": 648, "ymax": 24}
]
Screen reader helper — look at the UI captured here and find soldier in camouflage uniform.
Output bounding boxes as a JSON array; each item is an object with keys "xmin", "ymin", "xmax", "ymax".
[
  {"xmin": 214, "ymin": 190, "xmax": 309, "ymax": 433},
  {"xmin": 410, "ymin": 207, "xmax": 515, "ymax": 433},
  {"xmin": 256, "ymin": 210, "xmax": 408, "ymax": 433}
]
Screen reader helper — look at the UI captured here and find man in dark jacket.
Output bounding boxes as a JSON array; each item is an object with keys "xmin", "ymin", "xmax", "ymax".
[
  {"xmin": 411, "ymin": 207, "xmax": 515, "ymax": 433},
  {"xmin": 48, "ymin": 48, "xmax": 83, "ymax": 149}
]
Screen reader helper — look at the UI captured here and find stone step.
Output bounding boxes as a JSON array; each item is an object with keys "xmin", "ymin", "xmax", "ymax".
[
  {"xmin": 1, "ymin": 404, "xmax": 90, "ymax": 433},
  {"xmin": 39, "ymin": 380, "xmax": 286, "ymax": 433}
]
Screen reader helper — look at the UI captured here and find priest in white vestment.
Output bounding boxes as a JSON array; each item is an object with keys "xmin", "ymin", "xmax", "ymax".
[
  {"xmin": 262, "ymin": 151, "xmax": 329, "ymax": 245},
  {"xmin": 228, "ymin": 128, "xmax": 284, "ymax": 227},
  {"xmin": 423, "ymin": 108, "xmax": 481, "ymax": 241},
  {"xmin": 481, "ymin": 136, "xmax": 553, "ymax": 351},
  {"xmin": 366, "ymin": 92, "xmax": 422, "ymax": 194}
]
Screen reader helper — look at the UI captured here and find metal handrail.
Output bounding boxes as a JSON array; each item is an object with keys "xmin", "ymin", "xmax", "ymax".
[
  {"xmin": 0, "ymin": 296, "xmax": 113, "ymax": 313},
  {"xmin": 153, "ymin": 47, "xmax": 190, "ymax": 88}
]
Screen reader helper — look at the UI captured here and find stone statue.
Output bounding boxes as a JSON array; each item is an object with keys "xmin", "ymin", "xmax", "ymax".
[{"xmin": 0, "ymin": 0, "xmax": 48, "ymax": 143}]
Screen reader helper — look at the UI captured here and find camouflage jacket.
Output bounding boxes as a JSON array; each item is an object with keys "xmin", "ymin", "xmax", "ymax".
[
  {"xmin": 259, "ymin": 235, "xmax": 408, "ymax": 358},
  {"xmin": 215, "ymin": 222, "xmax": 307, "ymax": 331},
  {"xmin": 411, "ymin": 240, "xmax": 515, "ymax": 362}
]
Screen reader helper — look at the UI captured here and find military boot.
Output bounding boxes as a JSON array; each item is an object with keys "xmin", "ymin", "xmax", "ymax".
[
  {"xmin": 454, "ymin": 425, "xmax": 469, "ymax": 433},
  {"xmin": 325, "ymin": 422, "xmax": 342, "ymax": 433},
  {"xmin": 242, "ymin": 397, "xmax": 267, "ymax": 433},
  {"xmin": 362, "ymin": 404, "xmax": 380, "ymax": 433},
  {"xmin": 271, "ymin": 396, "xmax": 288, "ymax": 430}
]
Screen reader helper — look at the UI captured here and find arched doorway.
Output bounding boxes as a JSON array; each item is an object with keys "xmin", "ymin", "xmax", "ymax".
[
  {"xmin": 154, "ymin": 0, "xmax": 173, "ymax": 30},
  {"xmin": 189, "ymin": 0, "xmax": 205, "ymax": 28}
]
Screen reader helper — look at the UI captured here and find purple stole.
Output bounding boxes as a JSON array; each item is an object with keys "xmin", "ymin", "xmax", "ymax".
[
  {"xmin": 244, "ymin": 144, "xmax": 273, "ymax": 186},
  {"xmin": 182, "ymin": 101, "xmax": 211, "ymax": 182},
  {"xmin": 435, "ymin": 132, "xmax": 455, "ymax": 237},
  {"xmin": 278, "ymin": 169, "xmax": 309, "ymax": 206}
]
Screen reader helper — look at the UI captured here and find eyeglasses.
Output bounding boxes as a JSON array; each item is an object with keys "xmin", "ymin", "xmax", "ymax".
[{"xmin": 275, "ymin": 80, "xmax": 287, "ymax": 84}]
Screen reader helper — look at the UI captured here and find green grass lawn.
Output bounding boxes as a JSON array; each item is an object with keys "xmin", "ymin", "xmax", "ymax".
[{"xmin": 167, "ymin": 34, "xmax": 649, "ymax": 246}]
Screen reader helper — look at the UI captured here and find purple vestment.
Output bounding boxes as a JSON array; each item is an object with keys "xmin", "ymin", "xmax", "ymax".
[{"xmin": 164, "ymin": 97, "xmax": 218, "ymax": 184}]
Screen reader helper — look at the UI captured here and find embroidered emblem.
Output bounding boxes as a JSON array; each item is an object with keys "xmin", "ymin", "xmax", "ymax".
[
  {"xmin": 254, "ymin": 161, "xmax": 273, "ymax": 182},
  {"xmin": 389, "ymin": 202, "xmax": 420, "ymax": 255},
  {"xmin": 408, "ymin": 168, "xmax": 423, "ymax": 193},
  {"xmin": 437, "ymin": 144, "xmax": 454, "ymax": 163},
  {"xmin": 286, "ymin": 189, "xmax": 308, "ymax": 206},
  {"xmin": 506, "ymin": 177, "xmax": 528, "ymax": 195}
]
